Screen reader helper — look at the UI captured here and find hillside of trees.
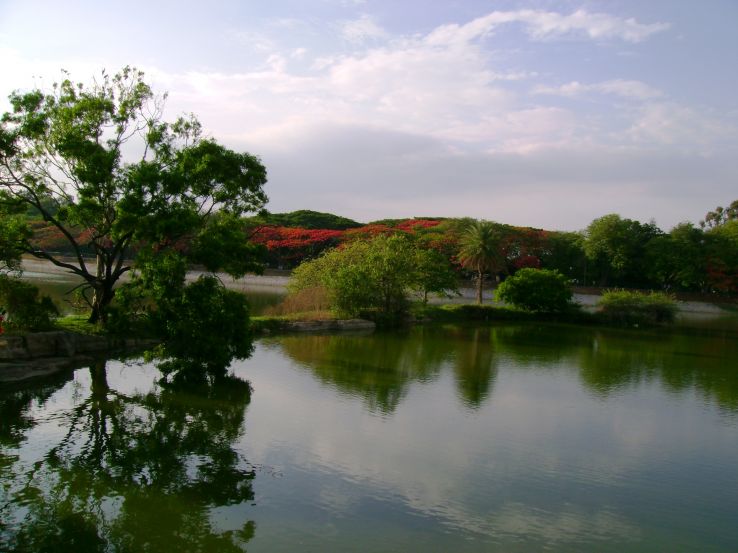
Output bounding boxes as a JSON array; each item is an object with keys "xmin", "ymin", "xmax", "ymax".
[{"xmin": 18, "ymin": 205, "xmax": 738, "ymax": 296}]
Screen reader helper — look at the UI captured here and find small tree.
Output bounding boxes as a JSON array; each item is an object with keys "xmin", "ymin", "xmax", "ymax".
[
  {"xmin": 289, "ymin": 234, "xmax": 454, "ymax": 321},
  {"xmin": 495, "ymin": 268, "xmax": 574, "ymax": 313},
  {"xmin": 414, "ymin": 247, "xmax": 459, "ymax": 304}
]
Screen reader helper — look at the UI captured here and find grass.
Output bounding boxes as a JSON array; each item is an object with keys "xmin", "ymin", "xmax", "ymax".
[{"xmin": 53, "ymin": 314, "xmax": 106, "ymax": 335}]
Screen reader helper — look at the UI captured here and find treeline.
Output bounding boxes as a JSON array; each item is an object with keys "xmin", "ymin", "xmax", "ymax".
[
  {"xmin": 25, "ymin": 205, "xmax": 738, "ymax": 295},
  {"xmin": 246, "ymin": 206, "xmax": 738, "ymax": 295}
]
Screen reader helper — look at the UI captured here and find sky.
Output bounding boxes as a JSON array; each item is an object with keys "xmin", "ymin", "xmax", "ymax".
[{"xmin": 1, "ymin": 0, "xmax": 736, "ymax": 231}]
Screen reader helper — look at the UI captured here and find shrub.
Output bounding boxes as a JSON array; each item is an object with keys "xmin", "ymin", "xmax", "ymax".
[
  {"xmin": 289, "ymin": 234, "xmax": 451, "ymax": 324},
  {"xmin": 0, "ymin": 275, "xmax": 58, "ymax": 331},
  {"xmin": 495, "ymin": 268, "xmax": 573, "ymax": 313},
  {"xmin": 597, "ymin": 290, "xmax": 677, "ymax": 325}
]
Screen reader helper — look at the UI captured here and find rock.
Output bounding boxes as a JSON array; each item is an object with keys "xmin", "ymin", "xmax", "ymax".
[
  {"xmin": 24, "ymin": 331, "xmax": 62, "ymax": 358},
  {"xmin": 284, "ymin": 319, "xmax": 375, "ymax": 333},
  {"xmin": 0, "ymin": 336, "xmax": 29, "ymax": 360},
  {"xmin": 75, "ymin": 334, "xmax": 110, "ymax": 353}
]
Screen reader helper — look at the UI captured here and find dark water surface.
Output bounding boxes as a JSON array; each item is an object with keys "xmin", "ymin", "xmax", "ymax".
[{"xmin": 2, "ymin": 322, "xmax": 738, "ymax": 552}]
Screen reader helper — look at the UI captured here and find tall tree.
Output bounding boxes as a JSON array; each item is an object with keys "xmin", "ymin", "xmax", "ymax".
[
  {"xmin": 700, "ymin": 199, "xmax": 738, "ymax": 229},
  {"xmin": 0, "ymin": 67, "xmax": 267, "ymax": 323},
  {"xmin": 457, "ymin": 220, "xmax": 505, "ymax": 304}
]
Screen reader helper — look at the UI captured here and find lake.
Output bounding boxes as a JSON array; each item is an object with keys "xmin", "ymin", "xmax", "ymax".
[{"xmin": 2, "ymin": 321, "xmax": 738, "ymax": 552}]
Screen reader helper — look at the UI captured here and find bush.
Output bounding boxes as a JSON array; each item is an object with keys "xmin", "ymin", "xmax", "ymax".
[
  {"xmin": 0, "ymin": 275, "xmax": 58, "ymax": 331},
  {"xmin": 597, "ymin": 290, "xmax": 677, "ymax": 325},
  {"xmin": 495, "ymin": 268, "xmax": 574, "ymax": 313}
]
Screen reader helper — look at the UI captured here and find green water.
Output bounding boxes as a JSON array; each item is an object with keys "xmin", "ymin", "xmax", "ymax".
[{"xmin": 2, "ymin": 322, "xmax": 738, "ymax": 552}]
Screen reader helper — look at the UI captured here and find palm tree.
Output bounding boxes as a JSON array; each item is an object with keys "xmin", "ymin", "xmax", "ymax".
[{"xmin": 458, "ymin": 220, "xmax": 505, "ymax": 304}]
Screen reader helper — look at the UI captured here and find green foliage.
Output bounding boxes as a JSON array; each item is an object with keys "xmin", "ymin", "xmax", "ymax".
[
  {"xmin": 414, "ymin": 247, "xmax": 459, "ymax": 303},
  {"xmin": 246, "ymin": 209, "xmax": 361, "ymax": 230},
  {"xmin": 290, "ymin": 234, "xmax": 454, "ymax": 323},
  {"xmin": 148, "ymin": 276, "xmax": 254, "ymax": 385},
  {"xmin": 495, "ymin": 268, "xmax": 574, "ymax": 313},
  {"xmin": 1, "ymin": 67, "xmax": 267, "ymax": 323},
  {"xmin": 700, "ymin": 199, "xmax": 738, "ymax": 229},
  {"xmin": 0, "ymin": 275, "xmax": 58, "ymax": 331},
  {"xmin": 189, "ymin": 212, "xmax": 266, "ymax": 277},
  {"xmin": 0, "ymin": 209, "xmax": 30, "ymax": 274},
  {"xmin": 645, "ymin": 223, "xmax": 707, "ymax": 291},
  {"xmin": 540, "ymin": 231, "xmax": 587, "ymax": 282},
  {"xmin": 597, "ymin": 290, "xmax": 677, "ymax": 325},
  {"xmin": 457, "ymin": 220, "xmax": 505, "ymax": 304},
  {"xmin": 583, "ymin": 214, "xmax": 662, "ymax": 287}
]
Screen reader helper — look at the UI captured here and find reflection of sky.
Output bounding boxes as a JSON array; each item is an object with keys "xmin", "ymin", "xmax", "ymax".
[
  {"xmin": 235, "ymin": 336, "xmax": 738, "ymax": 552},
  {"xmin": 3, "ymin": 329, "xmax": 738, "ymax": 552}
]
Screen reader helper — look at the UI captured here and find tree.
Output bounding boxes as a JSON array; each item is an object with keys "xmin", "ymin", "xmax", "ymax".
[
  {"xmin": 457, "ymin": 220, "xmax": 505, "ymax": 304},
  {"xmin": 289, "ymin": 234, "xmax": 452, "ymax": 321},
  {"xmin": 0, "ymin": 67, "xmax": 267, "ymax": 323},
  {"xmin": 495, "ymin": 268, "xmax": 574, "ymax": 313},
  {"xmin": 700, "ymin": 199, "xmax": 738, "ymax": 229},
  {"xmin": 645, "ymin": 223, "xmax": 707, "ymax": 291},
  {"xmin": 582, "ymin": 214, "xmax": 661, "ymax": 287},
  {"xmin": 414, "ymin": 247, "xmax": 459, "ymax": 304}
]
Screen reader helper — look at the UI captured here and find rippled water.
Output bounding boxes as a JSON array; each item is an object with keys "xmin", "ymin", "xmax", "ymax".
[{"xmin": 2, "ymin": 322, "xmax": 738, "ymax": 552}]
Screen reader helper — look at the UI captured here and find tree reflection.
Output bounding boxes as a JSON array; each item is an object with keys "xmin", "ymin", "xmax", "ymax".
[
  {"xmin": 278, "ymin": 326, "xmax": 501, "ymax": 412},
  {"xmin": 487, "ymin": 322, "xmax": 738, "ymax": 412},
  {"xmin": 575, "ymin": 328, "xmax": 738, "ymax": 410},
  {"xmin": 278, "ymin": 322, "xmax": 738, "ymax": 415},
  {"xmin": 1, "ymin": 362, "xmax": 256, "ymax": 552},
  {"xmin": 449, "ymin": 327, "xmax": 498, "ymax": 409}
]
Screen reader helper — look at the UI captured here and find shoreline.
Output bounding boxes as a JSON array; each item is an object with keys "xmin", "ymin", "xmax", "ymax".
[{"xmin": 19, "ymin": 256, "xmax": 734, "ymax": 317}]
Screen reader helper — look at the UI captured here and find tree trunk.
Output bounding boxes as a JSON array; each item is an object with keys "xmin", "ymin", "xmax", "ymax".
[
  {"xmin": 88, "ymin": 253, "xmax": 115, "ymax": 324},
  {"xmin": 476, "ymin": 269, "xmax": 484, "ymax": 304},
  {"xmin": 88, "ymin": 282, "xmax": 115, "ymax": 324}
]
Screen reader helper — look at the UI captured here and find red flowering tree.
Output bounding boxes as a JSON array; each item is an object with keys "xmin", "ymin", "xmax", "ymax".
[{"xmin": 250, "ymin": 226, "xmax": 345, "ymax": 267}]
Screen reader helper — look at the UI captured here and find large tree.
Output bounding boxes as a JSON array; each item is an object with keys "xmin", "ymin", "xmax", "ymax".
[
  {"xmin": 0, "ymin": 67, "xmax": 267, "ymax": 323},
  {"xmin": 582, "ymin": 214, "xmax": 661, "ymax": 287},
  {"xmin": 457, "ymin": 220, "xmax": 505, "ymax": 304}
]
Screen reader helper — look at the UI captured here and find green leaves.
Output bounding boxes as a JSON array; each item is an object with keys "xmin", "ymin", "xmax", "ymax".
[
  {"xmin": 1, "ymin": 67, "xmax": 268, "ymax": 325},
  {"xmin": 495, "ymin": 268, "xmax": 574, "ymax": 313},
  {"xmin": 289, "ymin": 233, "xmax": 455, "ymax": 322}
]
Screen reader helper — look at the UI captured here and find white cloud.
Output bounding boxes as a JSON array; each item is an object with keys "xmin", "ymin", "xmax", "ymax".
[
  {"xmin": 425, "ymin": 9, "xmax": 670, "ymax": 47},
  {"xmin": 290, "ymin": 47, "xmax": 308, "ymax": 60},
  {"xmin": 340, "ymin": 14, "xmax": 387, "ymax": 43},
  {"xmin": 534, "ymin": 79, "xmax": 663, "ymax": 100},
  {"xmin": 626, "ymin": 102, "xmax": 737, "ymax": 148}
]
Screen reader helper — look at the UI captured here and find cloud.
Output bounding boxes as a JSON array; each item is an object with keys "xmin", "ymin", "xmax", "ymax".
[
  {"xmin": 425, "ymin": 9, "xmax": 670, "ymax": 46},
  {"xmin": 340, "ymin": 14, "xmax": 387, "ymax": 43},
  {"xmin": 625, "ymin": 102, "xmax": 737, "ymax": 149},
  {"xmin": 534, "ymin": 79, "xmax": 663, "ymax": 100},
  {"xmin": 245, "ymin": 123, "xmax": 738, "ymax": 230}
]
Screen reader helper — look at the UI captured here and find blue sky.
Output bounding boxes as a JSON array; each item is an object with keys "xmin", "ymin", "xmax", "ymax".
[{"xmin": 1, "ymin": 0, "xmax": 736, "ymax": 230}]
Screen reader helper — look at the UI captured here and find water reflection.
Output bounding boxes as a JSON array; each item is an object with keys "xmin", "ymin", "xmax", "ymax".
[
  {"xmin": 0, "ymin": 362, "xmax": 256, "ymax": 552},
  {"xmin": 277, "ymin": 323, "xmax": 738, "ymax": 414},
  {"xmin": 277, "ymin": 326, "xmax": 501, "ymax": 413}
]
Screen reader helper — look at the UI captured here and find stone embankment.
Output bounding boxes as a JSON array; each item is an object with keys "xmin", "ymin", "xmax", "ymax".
[
  {"xmin": 261, "ymin": 319, "xmax": 376, "ymax": 334},
  {"xmin": 0, "ymin": 331, "xmax": 158, "ymax": 383}
]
